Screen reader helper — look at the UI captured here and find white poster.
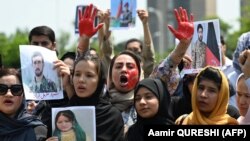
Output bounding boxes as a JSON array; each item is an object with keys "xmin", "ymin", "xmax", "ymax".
[
  {"xmin": 52, "ymin": 106, "xmax": 96, "ymax": 141},
  {"xmin": 19, "ymin": 45, "xmax": 63, "ymax": 100},
  {"xmin": 179, "ymin": 19, "xmax": 222, "ymax": 76}
]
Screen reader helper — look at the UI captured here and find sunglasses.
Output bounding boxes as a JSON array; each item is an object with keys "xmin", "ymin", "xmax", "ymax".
[{"xmin": 0, "ymin": 84, "xmax": 23, "ymax": 96}]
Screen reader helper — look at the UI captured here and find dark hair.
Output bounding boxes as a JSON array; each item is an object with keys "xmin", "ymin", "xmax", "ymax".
[
  {"xmin": 0, "ymin": 68, "xmax": 22, "ymax": 83},
  {"xmin": 73, "ymin": 53, "xmax": 106, "ymax": 97},
  {"xmin": 89, "ymin": 47, "xmax": 99, "ymax": 57},
  {"xmin": 124, "ymin": 2, "xmax": 129, "ymax": 7},
  {"xmin": 89, "ymin": 47, "xmax": 97, "ymax": 51},
  {"xmin": 60, "ymin": 52, "xmax": 76, "ymax": 61},
  {"xmin": 31, "ymin": 52, "xmax": 44, "ymax": 64},
  {"xmin": 197, "ymin": 67, "xmax": 222, "ymax": 90},
  {"xmin": 124, "ymin": 38, "xmax": 143, "ymax": 50},
  {"xmin": 183, "ymin": 74, "xmax": 197, "ymax": 85},
  {"xmin": 197, "ymin": 24, "xmax": 203, "ymax": 32},
  {"xmin": 29, "ymin": 26, "xmax": 55, "ymax": 43},
  {"xmin": 109, "ymin": 50, "xmax": 141, "ymax": 87},
  {"xmin": 220, "ymin": 35, "xmax": 225, "ymax": 45},
  {"xmin": 53, "ymin": 110, "xmax": 86, "ymax": 141},
  {"xmin": 0, "ymin": 54, "xmax": 2, "ymax": 68}
]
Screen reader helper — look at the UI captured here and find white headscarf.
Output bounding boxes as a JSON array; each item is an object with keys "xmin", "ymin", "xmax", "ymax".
[{"xmin": 236, "ymin": 73, "xmax": 250, "ymax": 124}]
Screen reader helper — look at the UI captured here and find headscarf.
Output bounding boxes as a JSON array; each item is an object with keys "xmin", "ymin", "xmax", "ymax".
[
  {"xmin": 0, "ymin": 100, "xmax": 47, "ymax": 141},
  {"xmin": 108, "ymin": 88, "xmax": 134, "ymax": 111},
  {"xmin": 178, "ymin": 66, "xmax": 238, "ymax": 125},
  {"xmin": 236, "ymin": 73, "xmax": 250, "ymax": 124},
  {"xmin": 70, "ymin": 53, "xmax": 106, "ymax": 106},
  {"xmin": 69, "ymin": 91, "xmax": 124, "ymax": 141},
  {"xmin": 233, "ymin": 32, "xmax": 250, "ymax": 74},
  {"xmin": 169, "ymin": 74, "xmax": 196, "ymax": 121},
  {"xmin": 69, "ymin": 54, "xmax": 124, "ymax": 141},
  {"xmin": 237, "ymin": 105, "xmax": 250, "ymax": 125},
  {"xmin": 126, "ymin": 78, "xmax": 173, "ymax": 141},
  {"xmin": 107, "ymin": 50, "xmax": 141, "ymax": 111},
  {"xmin": 107, "ymin": 50, "xmax": 141, "ymax": 90}
]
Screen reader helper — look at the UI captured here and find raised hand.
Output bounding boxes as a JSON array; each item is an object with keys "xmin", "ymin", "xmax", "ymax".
[
  {"xmin": 167, "ymin": 7, "xmax": 194, "ymax": 41},
  {"xmin": 97, "ymin": 9, "xmax": 111, "ymax": 38},
  {"xmin": 78, "ymin": 4, "xmax": 104, "ymax": 37},
  {"xmin": 182, "ymin": 54, "xmax": 193, "ymax": 69},
  {"xmin": 239, "ymin": 50, "xmax": 250, "ymax": 79},
  {"xmin": 97, "ymin": 9, "xmax": 110, "ymax": 26},
  {"xmin": 137, "ymin": 9, "xmax": 148, "ymax": 25}
]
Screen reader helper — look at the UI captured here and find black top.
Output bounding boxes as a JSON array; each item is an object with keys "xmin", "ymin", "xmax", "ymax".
[
  {"xmin": 0, "ymin": 101, "xmax": 47, "ymax": 141},
  {"xmin": 126, "ymin": 78, "xmax": 174, "ymax": 141},
  {"xmin": 69, "ymin": 95, "xmax": 124, "ymax": 141}
]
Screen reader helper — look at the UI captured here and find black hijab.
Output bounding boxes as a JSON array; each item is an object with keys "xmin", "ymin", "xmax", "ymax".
[
  {"xmin": 169, "ymin": 74, "xmax": 194, "ymax": 121},
  {"xmin": 0, "ymin": 100, "xmax": 46, "ymax": 141},
  {"xmin": 126, "ymin": 78, "xmax": 174, "ymax": 141},
  {"xmin": 69, "ymin": 55, "xmax": 124, "ymax": 141}
]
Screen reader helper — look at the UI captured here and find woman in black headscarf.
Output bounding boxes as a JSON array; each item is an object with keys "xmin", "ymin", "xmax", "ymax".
[
  {"xmin": 0, "ymin": 68, "xmax": 47, "ymax": 141},
  {"xmin": 67, "ymin": 53, "xmax": 124, "ymax": 141},
  {"xmin": 125, "ymin": 78, "xmax": 174, "ymax": 141}
]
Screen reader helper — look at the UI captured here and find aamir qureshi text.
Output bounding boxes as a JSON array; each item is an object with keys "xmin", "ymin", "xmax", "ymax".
[{"xmin": 148, "ymin": 128, "xmax": 219, "ymax": 137}]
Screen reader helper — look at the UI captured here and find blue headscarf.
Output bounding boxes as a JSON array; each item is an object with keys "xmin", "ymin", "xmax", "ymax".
[{"xmin": 233, "ymin": 32, "xmax": 250, "ymax": 74}]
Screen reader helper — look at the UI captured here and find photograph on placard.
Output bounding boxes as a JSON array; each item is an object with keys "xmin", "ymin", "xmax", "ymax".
[
  {"xmin": 110, "ymin": 0, "xmax": 137, "ymax": 29},
  {"xmin": 179, "ymin": 19, "xmax": 221, "ymax": 76},
  {"xmin": 52, "ymin": 106, "xmax": 96, "ymax": 141},
  {"xmin": 19, "ymin": 45, "xmax": 63, "ymax": 100}
]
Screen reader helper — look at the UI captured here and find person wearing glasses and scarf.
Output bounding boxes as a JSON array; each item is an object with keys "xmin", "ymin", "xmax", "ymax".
[{"xmin": 0, "ymin": 68, "xmax": 47, "ymax": 141}]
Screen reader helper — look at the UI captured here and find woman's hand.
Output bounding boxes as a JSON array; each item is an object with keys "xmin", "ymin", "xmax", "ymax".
[
  {"xmin": 78, "ymin": 4, "xmax": 103, "ymax": 37},
  {"xmin": 167, "ymin": 7, "xmax": 194, "ymax": 42},
  {"xmin": 239, "ymin": 49, "xmax": 250, "ymax": 79}
]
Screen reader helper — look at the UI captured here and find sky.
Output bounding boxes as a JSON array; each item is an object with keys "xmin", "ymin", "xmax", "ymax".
[
  {"xmin": 217, "ymin": 0, "xmax": 240, "ymax": 32},
  {"xmin": 0, "ymin": 0, "xmax": 146, "ymax": 45},
  {"xmin": 0, "ymin": 0, "xmax": 240, "ymax": 46}
]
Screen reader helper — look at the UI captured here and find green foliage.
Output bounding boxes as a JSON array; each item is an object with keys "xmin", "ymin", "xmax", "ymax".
[
  {"xmin": 114, "ymin": 41, "xmax": 125, "ymax": 55},
  {"xmin": 154, "ymin": 46, "xmax": 175, "ymax": 64},
  {"xmin": 57, "ymin": 30, "xmax": 75, "ymax": 58},
  {"xmin": 0, "ymin": 29, "xmax": 29, "ymax": 68},
  {"xmin": 205, "ymin": 4, "xmax": 250, "ymax": 59},
  {"xmin": 226, "ymin": 4, "xmax": 250, "ymax": 57}
]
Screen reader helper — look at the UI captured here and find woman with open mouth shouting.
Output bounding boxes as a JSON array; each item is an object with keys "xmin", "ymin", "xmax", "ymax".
[{"xmin": 106, "ymin": 50, "xmax": 141, "ymax": 134}]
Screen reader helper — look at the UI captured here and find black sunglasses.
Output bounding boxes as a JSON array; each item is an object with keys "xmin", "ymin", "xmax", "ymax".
[{"xmin": 0, "ymin": 84, "xmax": 23, "ymax": 96}]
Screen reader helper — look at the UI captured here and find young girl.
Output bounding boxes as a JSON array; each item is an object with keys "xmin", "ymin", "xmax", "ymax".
[
  {"xmin": 175, "ymin": 66, "xmax": 238, "ymax": 125},
  {"xmin": 67, "ymin": 53, "xmax": 124, "ymax": 141},
  {"xmin": 0, "ymin": 68, "xmax": 47, "ymax": 141},
  {"xmin": 125, "ymin": 78, "xmax": 173, "ymax": 141},
  {"xmin": 53, "ymin": 110, "xmax": 86, "ymax": 141},
  {"xmin": 170, "ymin": 73, "xmax": 240, "ymax": 121}
]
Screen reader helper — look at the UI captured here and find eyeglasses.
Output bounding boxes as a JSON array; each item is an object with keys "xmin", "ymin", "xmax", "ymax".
[{"xmin": 0, "ymin": 84, "xmax": 23, "ymax": 96}]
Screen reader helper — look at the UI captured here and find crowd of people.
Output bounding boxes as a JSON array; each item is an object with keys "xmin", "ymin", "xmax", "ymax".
[{"xmin": 0, "ymin": 3, "xmax": 250, "ymax": 141}]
